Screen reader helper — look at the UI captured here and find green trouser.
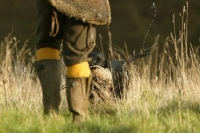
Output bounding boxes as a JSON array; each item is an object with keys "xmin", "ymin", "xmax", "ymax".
[
  {"xmin": 36, "ymin": 0, "xmax": 96, "ymax": 65},
  {"xmin": 35, "ymin": 0, "xmax": 96, "ymax": 123}
]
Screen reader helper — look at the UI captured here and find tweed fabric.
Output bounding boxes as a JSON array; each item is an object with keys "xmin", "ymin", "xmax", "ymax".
[{"xmin": 48, "ymin": 0, "xmax": 111, "ymax": 25}]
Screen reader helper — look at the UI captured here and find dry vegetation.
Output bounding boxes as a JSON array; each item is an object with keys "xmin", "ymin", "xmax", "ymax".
[{"xmin": 0, "ymin": 2, "xmax": 200, "ymax": 133}]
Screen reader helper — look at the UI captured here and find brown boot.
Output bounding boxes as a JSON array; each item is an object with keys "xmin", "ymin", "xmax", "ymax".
[
  {"xmin": 33, "ymin": 60, "xmax": 66, "ymax": 115},
  {"xmin": 66, "ymin": 76, "xmax": 92, "ymax": 124}
]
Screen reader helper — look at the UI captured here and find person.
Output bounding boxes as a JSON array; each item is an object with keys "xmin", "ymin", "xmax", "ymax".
[{"xmin": 33, "ymin": 0, "xmax": 111, "ymax": 124}]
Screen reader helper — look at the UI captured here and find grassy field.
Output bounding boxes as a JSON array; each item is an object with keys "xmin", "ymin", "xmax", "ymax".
[{"xmin": 1, "ymin": 4, "xmax": 200, "ymax": 133}]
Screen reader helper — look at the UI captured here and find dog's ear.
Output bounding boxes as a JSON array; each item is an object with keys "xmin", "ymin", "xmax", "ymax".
[
  {"xmin": 104, "ymin": 58, "xmax": 110, "ymax": 68},
  {"xmin": 96, "ymin": 53, "xmax": 106, "ymax": 67}
]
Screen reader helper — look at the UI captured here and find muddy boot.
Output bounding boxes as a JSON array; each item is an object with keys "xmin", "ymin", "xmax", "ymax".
[
  {"xmin": 33, "ymin": 60, "xmax": 65, "ymax": 115},
  {"xmin": 66, "ymin": 76, "xmax": 92, "ymax": 124}
]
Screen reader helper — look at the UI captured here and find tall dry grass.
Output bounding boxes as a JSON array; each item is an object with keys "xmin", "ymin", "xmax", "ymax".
[
  {"xmin": 0, "ymin": 2, "xmax": 200, "ymax": 113},
  {"xmin": 0, "ymin": 2, "xmax": 200, "ymax": 132},
  {"xmin": 0, "ymin": 32, "xmax": 68, "ymax": 114},
  {"xmin": 0, "ymin": 32, "xmax": 42, "ymax": 112},
  {"xmin": 121, "ymin": 1, "xmax": 200, "ymax": 112},
  {"xmin": 92, "ymin": 1, "xmax": 200, "ymax": 115}
]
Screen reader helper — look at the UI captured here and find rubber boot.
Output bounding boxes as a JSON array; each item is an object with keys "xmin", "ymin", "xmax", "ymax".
[
  {"xmin": 33, "ymin": 60, "xmax": 65, "ymax": 115},
  {"xmin": 66, "ymin": 76, "xmax": 92, "ymax": 124}
]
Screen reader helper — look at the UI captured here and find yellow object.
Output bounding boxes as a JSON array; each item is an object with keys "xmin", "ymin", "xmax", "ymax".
[
  {"xmin": 67, "ymin": 62, "xmax": 91, "ymax": 77},
  {"xmin": 36, "ymin": 47, "xmax": 60, "ymax": 60}
]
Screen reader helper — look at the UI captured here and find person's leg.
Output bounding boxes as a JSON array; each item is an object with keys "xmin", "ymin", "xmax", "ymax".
[
  {"xmin": 33, "ymin": 0, "xmax": 65, "ymax": 115},
  {"xmin": 63, "ymin": 17, "xmax": 96, "ymax": 124}
]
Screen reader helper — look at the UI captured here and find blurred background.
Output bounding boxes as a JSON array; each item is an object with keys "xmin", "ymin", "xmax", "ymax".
[{"xmin": 0, "ymin": 0, "xmax": 200, "ymax": 56}]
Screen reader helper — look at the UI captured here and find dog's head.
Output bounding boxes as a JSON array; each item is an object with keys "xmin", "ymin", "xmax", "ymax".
[{"xmin": 88, "ymin": 52, "xmax": 109, "ymax": 68}]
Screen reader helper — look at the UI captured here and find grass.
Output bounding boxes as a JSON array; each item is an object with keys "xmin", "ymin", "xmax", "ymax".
[{"xmin": 1, "ymin": 2, "xmax": 200, "ymax": 133}]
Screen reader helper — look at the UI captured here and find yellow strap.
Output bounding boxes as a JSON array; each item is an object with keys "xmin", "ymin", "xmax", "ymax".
[
  {"xmin": 36, "ymin": 47, "xmax": 60, "ymax": 60},
  {"xmin": 67, "ymin": 62, "xmax": 91, "ymax": 78}
]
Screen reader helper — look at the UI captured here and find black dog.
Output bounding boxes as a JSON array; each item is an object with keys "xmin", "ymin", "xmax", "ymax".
[
  {"xmin": 88, "ymin": 50, "xmax": 155, "ymax": 99},
  {"xmin": 89, "ymin": 52, "xmax": 128, "ymax": 100}
]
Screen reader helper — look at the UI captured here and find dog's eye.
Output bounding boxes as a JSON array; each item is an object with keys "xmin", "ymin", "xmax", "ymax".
[{"xmin": 96, "ymin": 57, "xmax": 101, "ymax": 62}]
